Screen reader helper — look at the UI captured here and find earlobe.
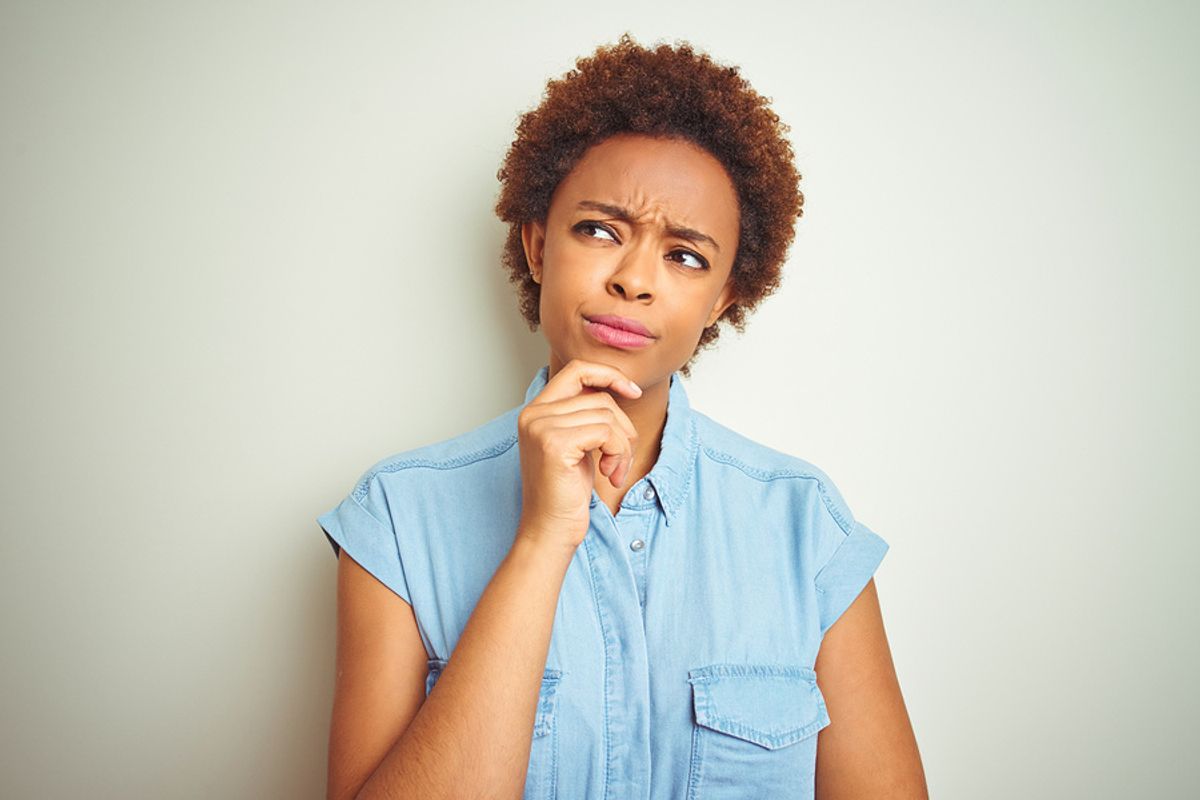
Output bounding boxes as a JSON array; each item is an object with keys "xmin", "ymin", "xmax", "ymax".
[{"xmin": 521, "ymin": 220, "xmax": 545, "ymax": 284}]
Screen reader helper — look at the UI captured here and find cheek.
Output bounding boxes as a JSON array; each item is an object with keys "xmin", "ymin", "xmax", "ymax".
[
  {"xmin": 540, "ymin": 256, "xmax": 595, "ymax": 307},
  {"xmin": 536, "ymin": 275, "xmax": 577, "ymax": 334}
]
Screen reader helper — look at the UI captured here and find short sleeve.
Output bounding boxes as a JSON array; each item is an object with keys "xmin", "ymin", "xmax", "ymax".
[
  {"xmin": 813, "ymin": 518, "xmax": 889, "ymax": 636},
  {"xmin": 317, "ymin": 477, "xmax": 412, "ymax": 606}
]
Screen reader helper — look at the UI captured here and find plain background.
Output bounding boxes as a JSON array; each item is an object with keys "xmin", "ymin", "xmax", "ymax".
[{"xmin": 2, "ymin": 1, "xmax": 1196, "ymax": 797}]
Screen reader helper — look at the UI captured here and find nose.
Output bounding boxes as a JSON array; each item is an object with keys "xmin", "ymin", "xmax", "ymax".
[{"xmin": 607, "ymin": 237, "xmax": 658, "ymax": 301}]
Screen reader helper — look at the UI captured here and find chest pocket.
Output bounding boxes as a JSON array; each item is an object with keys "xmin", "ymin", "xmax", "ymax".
[
  {"xmin": 686, "ymin": 663, "xmax": 831, "ymax": 800},
  {"xmin": 425, "ymin": 658, "xmax": 563, "ymax": 800}
]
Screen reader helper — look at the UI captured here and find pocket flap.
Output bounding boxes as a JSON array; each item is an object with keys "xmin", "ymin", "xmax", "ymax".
[
  {"xmin": 426, "ymin": 658, "xmax": 563, "ymax": 737},
  {"xmin": 687, "ymin": 663, "xmax": 830, "ymax": 749}
]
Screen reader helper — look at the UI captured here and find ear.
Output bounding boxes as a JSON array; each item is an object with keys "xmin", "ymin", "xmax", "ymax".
[
  {"xmin": 520, "ymin": 220, "xmax": 547, "ymax": 285},
  {"xmin": 705, "ymin": 276, "xmax": 738, "ymax": 328}
]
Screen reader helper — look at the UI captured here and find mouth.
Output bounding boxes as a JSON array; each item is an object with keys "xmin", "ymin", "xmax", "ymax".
[
  {"xmin": 583, "ymin": 314, "xmax": 655, "ymax": 337},
  {"xmin": 583, "ymin": 314, "xmax": 656, "ymax": 349}
]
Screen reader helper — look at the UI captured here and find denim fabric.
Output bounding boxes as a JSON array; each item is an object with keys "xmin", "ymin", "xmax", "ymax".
[{"xmin": 318, "ymin": 364, "xmax": 889, "ymax": 800}]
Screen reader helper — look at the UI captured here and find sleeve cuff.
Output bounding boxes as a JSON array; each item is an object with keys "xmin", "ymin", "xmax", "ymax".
[
  {"xmin": 317, "ymin": 493, "xmax": 412, "ymax": 606},
  {"xmin": 814, "ymin": 519, "xmax": 889, "ymax": 636}
]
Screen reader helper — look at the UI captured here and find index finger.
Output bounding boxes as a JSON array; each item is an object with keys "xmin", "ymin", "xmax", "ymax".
[{"xmin": 532, "ymin": 359, "xmax": 642, "ymax": 405}]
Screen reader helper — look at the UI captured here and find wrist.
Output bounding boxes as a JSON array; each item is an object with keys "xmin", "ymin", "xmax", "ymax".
[{"xmin": 512, "ymin": 523, "xmax": 579, "ymax": 567}]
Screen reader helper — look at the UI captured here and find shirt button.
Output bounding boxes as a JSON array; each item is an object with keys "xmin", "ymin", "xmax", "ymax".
[
  {"xmin": 630, "ymin": 539, "xmax": 645, "ymax": 552},
  {"xmin": 642, "ymin": 486, "xmax": 655, "ymax": 501}
]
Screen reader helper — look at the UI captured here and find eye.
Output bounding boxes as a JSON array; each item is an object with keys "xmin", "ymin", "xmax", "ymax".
[
  {"xmin": 574, "ymin": 221, "xmax": 709, "ymax": 271},
  {"xmin": 574, "ymin": 220, "xmax": 618, "ymax": 242},
  {"xmin": 670, "ymin": 249, "xmax": 709, "ymax": 270}
]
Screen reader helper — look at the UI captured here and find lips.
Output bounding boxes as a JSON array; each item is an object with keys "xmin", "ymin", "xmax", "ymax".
[
  {"xmin": 583, "ymin": 314, "xmax": 655, "ymax": 338},
  {"xmin": 583, "ymin": 314, "xmax": 656, "ymax": 350}
]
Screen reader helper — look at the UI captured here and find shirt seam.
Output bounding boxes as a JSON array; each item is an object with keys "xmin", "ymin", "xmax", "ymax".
[
  {"xmin": 351, "ymin": 434, "xmax": 519, "ymax": 502},
  {"xmin": 663, "ymin": 415, "xmax": 700, "ymax": 525},
  {"xmin": 698, "ymin": 444, "xmax": 854, "ymax": 535}
]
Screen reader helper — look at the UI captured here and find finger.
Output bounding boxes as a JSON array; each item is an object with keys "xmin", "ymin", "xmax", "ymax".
[
  {"xmin": 533, "ymin": 359, "xmax": 642, "ymax": 405},
  {"xmin": 560, "ymin": 420, "xmax": 635, "ymax": 475},
  {"xmin": 607, "ymin": 455, "xmax": 628, "ymax": 489},
  {"xmin": 599, "ymin": 450, "xmax": 632, "ymax": 481},
  {"xmin": 593, "ymin": 435, "xmax": 634, "ymax": 489},
  {"xmin": 528, "ymin": 391, "xmax": 638, "ymax": 441},
  {"xmin": 541, "ymin": 408, "xmax": 637, "ymax": 451},
  {"xmin": 619, "ymin": 455, "xmax": 638, "ymax": 489},
  {"xmin": 566, "ymin": 425, "xmax": 629, "ymax": 470}
]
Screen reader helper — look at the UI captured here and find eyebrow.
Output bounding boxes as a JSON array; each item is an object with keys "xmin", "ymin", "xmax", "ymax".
[{"xmin": 575, "ymin": 200, "xmax": 721, "ymax": 253}]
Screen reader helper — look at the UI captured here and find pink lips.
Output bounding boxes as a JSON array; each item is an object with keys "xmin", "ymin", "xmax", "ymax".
[
  {"xmin": 583, "ymin": 314, "xmax": 656, "ymax": 349},
  {"xmin": 585, "ymin": 314, "xmax": 654, "ymax": 337}
]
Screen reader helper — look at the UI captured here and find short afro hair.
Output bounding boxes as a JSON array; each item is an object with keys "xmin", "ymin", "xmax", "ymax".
[{"xmin": 494, "ymin": 32, "xmax": 804, "ymax": 377}]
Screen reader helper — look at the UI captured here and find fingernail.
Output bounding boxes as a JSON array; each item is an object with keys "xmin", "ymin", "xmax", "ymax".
[{"xmin": 627, "ymin": 380, "xmax": 642, "ymax": 396}]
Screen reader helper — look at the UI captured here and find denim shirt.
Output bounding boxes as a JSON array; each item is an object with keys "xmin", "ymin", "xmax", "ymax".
[{"xmin": 318, "ymin": 365, "xmax": 889, "ymax": 800}]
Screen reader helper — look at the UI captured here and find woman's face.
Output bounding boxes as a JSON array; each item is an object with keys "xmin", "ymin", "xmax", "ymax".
[{"xmin": 521, "ymin": 132, "xmax": 740, "ymax": 389}]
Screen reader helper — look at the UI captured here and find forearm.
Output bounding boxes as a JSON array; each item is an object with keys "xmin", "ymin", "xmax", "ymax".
[{"xmin": 356, "ymin": 526, "xmax": 575, "ymax": 800}]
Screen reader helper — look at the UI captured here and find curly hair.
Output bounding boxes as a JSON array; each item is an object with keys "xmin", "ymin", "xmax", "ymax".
[{"xmin": 494, "ymin": 32, "xmax": 804, "ymax": 377}]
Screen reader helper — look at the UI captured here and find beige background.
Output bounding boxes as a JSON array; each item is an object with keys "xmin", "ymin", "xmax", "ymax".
[{"xmin": 2, "ymin": 1, "xmax": 1196, "ymax": 797}]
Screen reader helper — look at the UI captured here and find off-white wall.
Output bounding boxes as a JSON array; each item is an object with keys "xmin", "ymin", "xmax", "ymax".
[{"xmin": 2, "ymin": 1, "xmax": 1196, "ymax": 797}]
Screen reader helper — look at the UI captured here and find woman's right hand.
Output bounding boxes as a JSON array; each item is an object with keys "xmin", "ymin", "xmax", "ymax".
[{"xmin": 516, "ymin": 359, "xmax": 642, "ymax": 553}]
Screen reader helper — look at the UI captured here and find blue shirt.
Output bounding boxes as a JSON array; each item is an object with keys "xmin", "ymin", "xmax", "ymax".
[{"xmin": 318, "ymin": 364, "xmax": 889, "ymax": 800}]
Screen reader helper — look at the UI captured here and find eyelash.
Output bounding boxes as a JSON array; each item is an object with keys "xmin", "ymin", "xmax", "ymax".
[{"xmin": 573, "ymin": 221, "xmax": 710, "ymax": 271}]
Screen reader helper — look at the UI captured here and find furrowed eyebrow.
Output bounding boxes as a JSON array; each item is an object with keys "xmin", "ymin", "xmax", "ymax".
[{"xmin": 575, "ymin": 200, "xmax": 721, "ymax": 253}]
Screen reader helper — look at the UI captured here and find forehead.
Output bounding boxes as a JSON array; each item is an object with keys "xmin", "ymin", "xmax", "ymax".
[{"xmin": 549, "ymin": 134, "xmax": 739, "ymax": 232}]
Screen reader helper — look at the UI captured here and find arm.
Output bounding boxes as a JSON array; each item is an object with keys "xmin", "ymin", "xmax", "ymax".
[
  {"xmin": 327, "ymin": 359, "xmax": 640, "ymax": 799},
  {"xmin": 328, "ymin": 528, "xmax": 574, "ymax": 800},
  {"xmin": 327, "ymin": 550, "xmax": 429, "ymax": 800},
  {"xmin": 813, "ymin": 578, "xmax": 928, "ymax": 799}
]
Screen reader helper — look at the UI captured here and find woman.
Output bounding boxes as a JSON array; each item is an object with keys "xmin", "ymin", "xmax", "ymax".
[{"xmin": 318, "ymin": 34, "xmax": 927, "ymax": 799}]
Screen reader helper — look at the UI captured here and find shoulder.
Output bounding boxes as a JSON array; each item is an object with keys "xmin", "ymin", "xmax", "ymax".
[
  {"xmin": 346, "ymin": 405, "xmax": 522, "ymax": 503},
  {"xmin": 691, "ymin": 409, "xmax": 856, "ymax": 535}
]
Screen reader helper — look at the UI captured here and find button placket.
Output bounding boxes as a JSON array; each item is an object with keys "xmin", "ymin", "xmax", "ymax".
[{"xmin": 615, "ymin": 507, "xmax": 655, "ymax": 612}]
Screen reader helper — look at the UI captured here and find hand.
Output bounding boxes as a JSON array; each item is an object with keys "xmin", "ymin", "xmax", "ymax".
[{"xmin": 515, "ymin": 359, "xmax": 642, "ymax": 552}]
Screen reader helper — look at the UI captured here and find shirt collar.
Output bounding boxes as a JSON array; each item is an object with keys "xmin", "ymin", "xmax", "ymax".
[{"xmin": 521, "ymin": 364, "xmax": 698, "ymax": 526}]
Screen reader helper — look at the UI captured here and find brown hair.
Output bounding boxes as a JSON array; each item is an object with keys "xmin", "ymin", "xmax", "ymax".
[{"xmin": 494, "ymin": 33, "xmax": 804, "ymax": 377}]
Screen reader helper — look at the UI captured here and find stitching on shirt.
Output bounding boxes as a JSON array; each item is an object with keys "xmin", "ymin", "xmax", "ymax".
[
  {"xmin": 664, "ymin": 416, "xmax": 700, "ymax": 525},
  {"xmin": 698, "ymin": 445, "xmax": 854, "ymax": 535},
  {"xmin": 687, "ymin": 721, "xmax": 703, "ymax": 800},
  {"xmin": 350, "ymin": 434, "xmax": 519, "ymax": 502},
  {"xmin": 688, "ymin": 663, "xmax": 818, "ymax": 680},
  {"xmin": 550, "ymin": 713, "xmax": 559, "ymax": 798},
  {"xmin": 580, "ymin": 534, "xmax": 613, "ymax": 800}
]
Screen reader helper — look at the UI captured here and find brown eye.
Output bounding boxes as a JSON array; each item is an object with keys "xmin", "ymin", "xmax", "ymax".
[
  {"xmin": 575, "ymin": 221, "xmax": 617, "ymax": 242},
  {"xmin": 671, "ymin": 250, "xmax": 709, "ymax": 270}
]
